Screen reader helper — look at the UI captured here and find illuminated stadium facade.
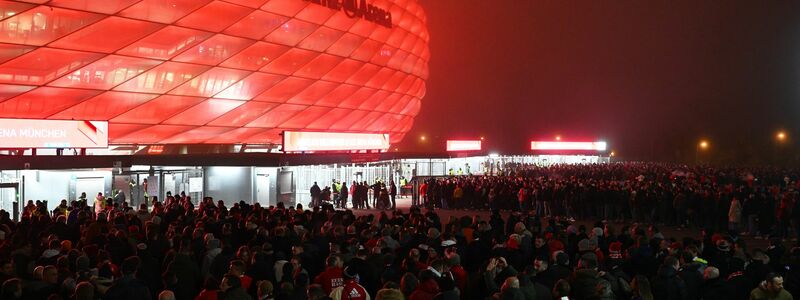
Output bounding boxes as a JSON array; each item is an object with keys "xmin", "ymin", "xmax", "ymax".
[{"xmin": 0, "ymin": 0, "xmax": 429, "ymax": 147}]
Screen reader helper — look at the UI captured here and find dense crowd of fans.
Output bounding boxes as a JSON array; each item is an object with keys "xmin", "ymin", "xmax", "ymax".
[
  {"xmin": 417, "ymin": 163, "xmax": 800, "ymax": 239},
  {"xmin": 0, "ymin": 162, "xmax": 799, "ymax": 300}
]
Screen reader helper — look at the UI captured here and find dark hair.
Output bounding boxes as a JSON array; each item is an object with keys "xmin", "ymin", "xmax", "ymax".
[
  {"xmin": 224, "ymin": 274, "xmax": 242, "ymax": 289},
  {"xmin": 766, "ymin": 272, "xmax": 782, "ymax": 283},
  {"xmin": 230, "ymin": 260, "xmax": 246, "ymax": 272},
  {"xmin": 121, "ymin": 256, "xmax": 141, "ymax": 275},
  {"xmin": 664, "ymin": 256, "xmax": 679, "ymax": 268},
  {"xmin": 553, "ymin": 279, "xmax": 570, "ymax": 297},
  {"xmin": 1, "ymin": 278, "xmax": 21, "ymax": 299},
  {"xmin": 326, "ymin": 255, "xmax": 340, "ymax": 267}
]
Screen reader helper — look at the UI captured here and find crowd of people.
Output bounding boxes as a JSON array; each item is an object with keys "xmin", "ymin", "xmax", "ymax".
[
  {"xmin": 417, "ymin": 163, "xmax": 800, "ymax": 239},
  {"xmin": 310, "ymin": 180, "xmax": 399, "ymax": 211},
  {"xmin": 0, "ymin": 162, "xmax": 799, "ymax": 300}
]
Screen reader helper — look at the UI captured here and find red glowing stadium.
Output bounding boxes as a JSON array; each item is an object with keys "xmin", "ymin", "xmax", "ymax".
[{"xmin": 0, "ymin": 0, "xmax": 429, "ymax": 146}]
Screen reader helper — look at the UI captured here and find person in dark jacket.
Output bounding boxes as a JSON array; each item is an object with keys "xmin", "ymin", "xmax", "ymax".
[
  {"xmin": 219, "ymin": 273, "xmax": 253, "ymax": 300},
  {"xmin": 700, "ymin": 267, "xmax": 732, "ymax": 300},
  {"xmin": 497, "ymin": 277, "xmax": 525, "ymax": 300},
  {"xmin": 103, "ymin": 257, "xmax": 153, "ymax": 300},
  {"xmin": 166, "ymin": 241, "xmax": 201, "ymax": 300},
  {"xmin": 747, "ymin": 249, "xmax": 774, "ymax": 289},
  {"xmin": 725, "ymin": 258, "xmax": 750, "ymax": 300},
  {"xmin": 650, "ymin": 257, "xmax": 687, "ymax": 300},
  {"xmin": 433, "ymin": 275, "xmax": 459, "ymax": 300},
  {"xmin": 679, "ymin": 251, "xmax": 705, "ymax": 300},
  {"xmin": 522, "ymin": 266, "xmax": 553, "ymax": 300}
]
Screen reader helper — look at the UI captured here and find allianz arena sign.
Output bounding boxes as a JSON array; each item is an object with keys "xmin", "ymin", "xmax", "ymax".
[{"xmin": 305, "ymin": 0, "xmax": 393, "ymax": 28}]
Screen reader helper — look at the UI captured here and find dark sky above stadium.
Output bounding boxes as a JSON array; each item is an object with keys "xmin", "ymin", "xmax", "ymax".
[{"xmin": 400, "ymin": 1, "xmax": 800, "ymax": 161}]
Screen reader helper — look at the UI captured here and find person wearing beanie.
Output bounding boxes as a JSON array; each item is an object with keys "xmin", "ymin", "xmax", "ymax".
[{"xmin": 330, "ymin": 266, "xmax": 370, "ymax": 300}]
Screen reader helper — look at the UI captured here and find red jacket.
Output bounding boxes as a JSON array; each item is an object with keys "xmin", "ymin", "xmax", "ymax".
[
  {"xmin": 409, "ymin": 279, "xmax": 440, "ymax": 300},
  {"xmin": 241, "ymin": 275, "xmax": 253, "ymax": 291},
  {"xmin": 314, "ymin": 267, "xmax": 344, "ymax": 294},
  {"xmin": 331, "ymin": 279, "xmax": 370, "ymax": 300},
  {"xmin": 194, "ymin": 289, "xmax": 218, "ymax": 300},
  {"xmin": 449, "ymin": 265, "xmax": 468, "ymax": 292}
]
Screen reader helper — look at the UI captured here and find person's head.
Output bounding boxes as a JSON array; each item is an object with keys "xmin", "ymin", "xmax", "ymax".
[
  {"xmin": 446, "ymin": 252, "xmax": 461, "ymax": 267},
  {"xmin": 290, "ymin": 256, "xmax": 302, "ymax": 270},
  {"xmin": 753, "ymin": 249, "xmax": 771, "ymax": 264},
  {"xmin": 533, "ymin": 258, "xmax": 548, "ymax": 272},
  {"xmin": 257, "ymin": 280, "xmax": 273, "ymax": 298},
  {"xmin": 1, "ymin": 278, "xmax": 22, "ymax": 299},
  {"xmin": 221, "ymin": 274, "xmax": 241, "ymax": 291},
  {"xmin": 33, "ymin": 266, "xmax": 44, "ymax": 280},
  {"xmin": 375, "ymin": 288, "xmax": 404, "ymax": 300},
  {"xmin": 0, "ymin": 260, "xmax": 13, "ymax": 275},
  {"xmin": 237, "ymin": 246, "xmax": 251, "ymax": 262},
  {"xmin": 307, "ymin": 284, "xmax": 326, "ymax": 300},
  {"xmin": 73, "ymin": 281, "xmax": 94, "ymax": 300},
  {"xmin": 703, "ymin": 267, "xmax": 720, "ymax": 280},
  {"xmin": 43, "ymin": 265, "xmax": 58, "ymax": 284},
  {"xmin": 121, "ymin": 256, "xmax": 141, "ymax": 277},
  {"xmin": 534, "ymin": 237, "xmax": 545, "ymax": 248},
  {"xmin": 664, "ymin": 256, "xmax": 679, "ymax": 271},
  {"xmin": 229, "ymin": 260, "xmax": 246, "ymax": 276},
  {"xmin": 326, "ymin": 255, "xmax": 342, "ymax": 268},
  {"xmin": 158, "ymin": 291, "xmax": 176, "ymax": 300},
  {"xmin": 206, "ymin": 238, "xmax": 220, "ymax": 251},
  {"xmin": 502, "ymin": 276, "xmax": 520, "ymax": 290},
  {"xmin": 553, "ymin": 279, "xmax": 571, "ymax": 298},
  {"xmin": 409, "ymin": 248, "xmax": 420, "ymax": 261},
  {"xmin": 766, "ymin": 273, "xmax": 785, "ymax": 293},
  {"xmin": 554, "ymin": 251, "xmax": 569, "ymax": 266}
]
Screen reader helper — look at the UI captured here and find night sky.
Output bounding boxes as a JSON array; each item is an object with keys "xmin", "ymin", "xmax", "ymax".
[{"xmin": 399, "ymin": 1, "xmax": 800, "ymax": 162}]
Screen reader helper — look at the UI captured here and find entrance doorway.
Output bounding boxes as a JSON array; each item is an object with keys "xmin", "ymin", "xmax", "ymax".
[
  {"xmin": 76, "ymin": 177, "xmax": 105, "ymax": 205},
  {"xmin": 0, "ymin": 183, "xmax": 18, "ymax": 221},
  {"xmin": 256, "ymin": 174, "xmax": 270, "ymax": 207}
]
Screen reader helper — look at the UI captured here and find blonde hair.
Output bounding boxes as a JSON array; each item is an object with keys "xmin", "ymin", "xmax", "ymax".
[{"xmin": 375, "ymin": 288, "xmax": 405, "ymax": 300}]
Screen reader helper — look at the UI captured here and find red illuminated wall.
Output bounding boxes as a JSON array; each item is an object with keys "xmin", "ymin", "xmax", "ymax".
[{"xmin": 0, "ymin": 0, "xmax": 428, "ymax": 145}]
